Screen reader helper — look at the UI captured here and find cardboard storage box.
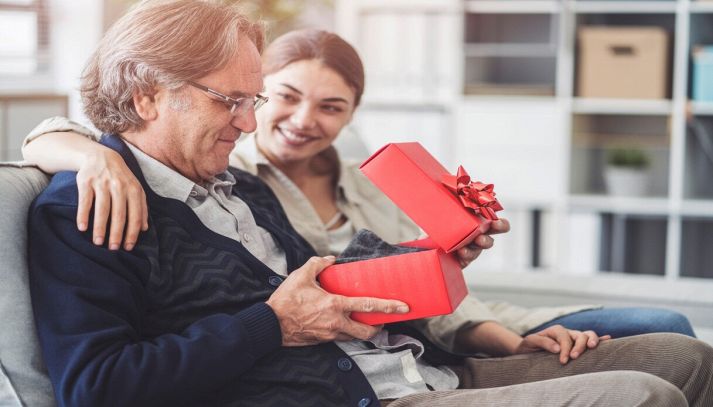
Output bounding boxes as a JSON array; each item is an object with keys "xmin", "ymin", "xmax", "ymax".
[
  {"xmin": 577, "ymin": 26, "xmax": 669, "ymax": 99},
  {"xmin": 319, "ymin": 238, "xmax": 467, "ymax": 325},
  {"xmin": 319, "ymin": 142, "xmax": 502, "ymax": 325},
  {"xmin": 693, "ymin": 46, "xmax": 713, "ymax": 102}
]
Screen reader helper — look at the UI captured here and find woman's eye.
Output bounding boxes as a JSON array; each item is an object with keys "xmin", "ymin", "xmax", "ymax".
[
  {"xmin": 322, "ymin": 105, "xmax": 343, "ymax": 113},
  {"xmin": 277, "ymin": 92, "xmax": 297, "ymax": 103}
]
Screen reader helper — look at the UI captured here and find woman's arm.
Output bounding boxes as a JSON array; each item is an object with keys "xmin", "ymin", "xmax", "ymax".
[
  {"xmin": 23, "ymin": 130, "xmax": 103, "ymax": 173},
  {"xmin": 455, "ymin": 321, "xmax": 610, "ymax": 364},
  {"xmin": 22, "ymin": 130, "xmax": 148, "ymax": 251}
]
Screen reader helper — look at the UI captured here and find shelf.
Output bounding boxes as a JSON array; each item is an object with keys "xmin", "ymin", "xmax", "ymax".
[
  {"xmin": 462, "ymin": 94, "xmax": 556, "ymax": 103},
  {"xmin": 572, "ymin": 98, "xmax": 673, "ymax": 115},
  {"xmin": 467, "ymin": 270, "xmax": 713, "ymax": 304},
  {"xmin": 340, "ymin": 0, "xmax": 713, "ymax": 281},
  {"xmin": 571, "ymin": 1, "xmax": 678, "ymax": 14},
  {"xmin": 359, "ymin": 99, "xmax": 450, "ymax": 111},
  {"xmin": 464, "ymin": 43, "xmax": 557, "ymax": 58},
  {"xmin": 690, "ymin": 1, "xmax": 713, "ymax": 13},
  {"xmin": 569, "ymin": 194, "xmax": 670, "ymax": 215},
  {"xmin": 464, "ymin": 83, "xmax": 555, "ymax": 96},
  {"xmin": 691, "ymin": 101, "xmax": 713, "ymax": 116},
  {"xmin": 465, "ymin": 1, "xmax": 560, "ymax": 14},
  {"xmin": 353, "ymin": 0, "xmax": 461, "ymax": 12},
  {"xmin": 567, "ymin": 196, "xmax": 713, "ymax": 218},
  {"xmin": 681, "ymin": 200, "xmax": 713, "ymax": 217}
]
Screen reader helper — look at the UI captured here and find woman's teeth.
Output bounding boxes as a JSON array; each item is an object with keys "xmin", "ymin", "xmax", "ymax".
[{"xmin": 280, "ymin": 128, "xmax": 312, "ymax": 143}]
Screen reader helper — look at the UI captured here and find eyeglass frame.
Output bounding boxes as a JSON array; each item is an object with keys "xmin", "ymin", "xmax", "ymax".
[{"xmin": 187, "ymin": 80, "xmax": 268, "ymax": 116}]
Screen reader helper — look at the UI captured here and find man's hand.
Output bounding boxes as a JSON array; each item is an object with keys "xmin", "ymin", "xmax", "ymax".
[
  {"xmin": 455, "ymin": 218, "xmax": 510, "ymax": 268},
  {"xmin": 265, "ymin": 256, "xmax": 410, "ymax": 347},
  {"xmin": 514, "ymin": 325, "xmax": 611, "ymax": 364}
]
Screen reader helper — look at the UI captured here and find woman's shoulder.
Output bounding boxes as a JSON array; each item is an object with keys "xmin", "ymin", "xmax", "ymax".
[
  {"xmin": 338, "ymin": 158, "xmax": 421, "ymax": 242},
  {"xmin": 338, "ymin": 159, "xmax": 385, "ymax": 201}
]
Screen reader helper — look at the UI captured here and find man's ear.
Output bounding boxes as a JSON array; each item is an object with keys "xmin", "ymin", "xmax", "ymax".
[{"xmin": 133, "ymin": 90, "xmax": 158, "ymax": 121}]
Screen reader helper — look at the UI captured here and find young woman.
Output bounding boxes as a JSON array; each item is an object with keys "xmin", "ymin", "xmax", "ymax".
[{"xmin": 22, "ymin": 29, "xmax": 694, "ymax": 356}]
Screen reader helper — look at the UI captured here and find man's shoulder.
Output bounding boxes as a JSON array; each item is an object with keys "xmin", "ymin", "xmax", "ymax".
[{"xmin": 32, "ymin": 171, "xmax": 79, "ymax": 209}]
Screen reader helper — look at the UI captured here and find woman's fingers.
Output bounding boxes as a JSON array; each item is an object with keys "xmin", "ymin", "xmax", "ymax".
[
  {"xmin": 124, "ymin": 185, "xmax": 147, "ymax": 250},
  {"xmin": 552, "ymin": 327, "xmax": 574, "ymax": 364},
  {"xmin": 568, "ymin": 330, "xmax": 588, "ymax": 359},
  {"xmin": 91, "ymin": 181, "xmax": 111, "ymax": 246},
  {"xmin": 140, "ymin": 189, "xmax": 149, "ymax": 231},
  {"xmin": 584, "ymin": 331, "xmax": 611, "ymax": 348},
  {"xmin": 107, "ymin": 181, "xmax": 127, "ymax": 251},
  {"xmin": 76, "ymin": 182, "xmax": 94, "ymax": 232},
  {"xmin": 524, "ymin": 333, "xmax": 561, "ymax": 354}
]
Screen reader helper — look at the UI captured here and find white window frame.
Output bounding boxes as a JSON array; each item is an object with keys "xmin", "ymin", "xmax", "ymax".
[{"xmin": 0, "ymin": 0, "xmax": 52, "ymax": 90}]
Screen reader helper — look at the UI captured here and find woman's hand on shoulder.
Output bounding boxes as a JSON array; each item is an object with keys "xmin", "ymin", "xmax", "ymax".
[{"xmin": 76, "ymin": 149, "xmax": 148, "ymax": 251}]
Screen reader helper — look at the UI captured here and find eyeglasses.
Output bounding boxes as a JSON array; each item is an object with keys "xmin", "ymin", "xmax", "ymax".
[{"xmin": 187, "ymin": 81, "xmax": 268, "ymax": 116}]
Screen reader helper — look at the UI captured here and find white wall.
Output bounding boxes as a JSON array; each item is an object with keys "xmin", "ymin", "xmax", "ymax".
[{"xmin": 49, "ymin": 0, "xmax": 103, "ymax": 123}]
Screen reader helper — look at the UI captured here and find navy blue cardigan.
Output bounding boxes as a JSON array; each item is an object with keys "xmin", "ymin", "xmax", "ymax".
[{"xmin": 28, "ymin": 135, "xmax": 378, "ymax": 407}]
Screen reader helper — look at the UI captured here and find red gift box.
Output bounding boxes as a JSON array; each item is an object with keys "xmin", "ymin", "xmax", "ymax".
[
  {"xmin": 318, "ymin": 142, "xmax": 502, "ymax": 325},
  {"xmin": 360, "ymin": 142, "xmax": 501, "ymax": 252},
  {"xmin": 318, "ymin": 238, "xmax": 467, "ymax": 325}
]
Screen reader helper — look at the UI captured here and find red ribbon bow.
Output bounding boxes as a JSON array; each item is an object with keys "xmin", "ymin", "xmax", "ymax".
[{"xmin": 441, "ymin": 166, "xmax": 503, "ymax": 221}]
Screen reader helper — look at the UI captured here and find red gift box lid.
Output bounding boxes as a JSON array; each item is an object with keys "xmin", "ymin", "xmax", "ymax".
[{"xmin": 360, "ymin": 142, "xmax": 500, "ymax": 252}]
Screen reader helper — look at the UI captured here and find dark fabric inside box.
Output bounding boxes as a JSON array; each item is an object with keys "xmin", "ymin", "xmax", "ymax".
[{"xmin": 335, "ymin": 229, "xmax": 426, "ymax": 264}]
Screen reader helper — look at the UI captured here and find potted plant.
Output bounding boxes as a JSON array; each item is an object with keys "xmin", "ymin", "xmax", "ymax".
[{"xmin": 604, "ymin": 148, "xmax": 651, "ymax": 196}]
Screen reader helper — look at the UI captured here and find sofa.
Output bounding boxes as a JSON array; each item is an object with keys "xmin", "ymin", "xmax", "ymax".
[{"xmin": 0, "ymin": 164, "xmax": 55, "ymax": 406}]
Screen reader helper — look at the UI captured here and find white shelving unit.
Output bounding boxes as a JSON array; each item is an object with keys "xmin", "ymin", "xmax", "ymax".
[
  {"xmin": 571, "ymin": 1, "xmax": 679, "ymax": 13},
  {"xmin": 692, "ymin": 101, "xmax": 713, "ymax": 115},
  {"xmin": 571, "ymin": 98, "xmax": 674, "ymax": 115},
  {"xmin": 335, "ymin": 0, "xmax": 713, "ymax": 327}
]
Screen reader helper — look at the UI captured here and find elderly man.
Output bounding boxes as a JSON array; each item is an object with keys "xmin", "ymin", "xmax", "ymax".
[{"xmin": 28, "ymin": 1, "xmax": 713, "ymax": 406}]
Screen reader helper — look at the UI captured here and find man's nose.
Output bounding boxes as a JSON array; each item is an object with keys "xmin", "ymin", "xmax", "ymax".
[
  {"xmin": 231, "ymin": 108, "xmax": 258, "ymax": 133},
  {"xmin": 290, "ymin": 104, "xmax": 316, "ymax": 130}
]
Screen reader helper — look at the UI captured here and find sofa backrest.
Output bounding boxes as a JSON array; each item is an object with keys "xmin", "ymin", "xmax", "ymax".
[{"xmin": 0, "ymin": 164, "xmax": 55, "ymax": 406}]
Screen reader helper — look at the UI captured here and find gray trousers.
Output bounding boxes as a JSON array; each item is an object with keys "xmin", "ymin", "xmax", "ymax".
[{"xmin": 384, "ymin": 333, "xmax": 712, "ymax": 407}]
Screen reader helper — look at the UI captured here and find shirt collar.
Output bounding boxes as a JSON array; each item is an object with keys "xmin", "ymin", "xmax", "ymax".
[{"xmin": 125, "ymin": 141, "xmax": 236, "ymax": 203}]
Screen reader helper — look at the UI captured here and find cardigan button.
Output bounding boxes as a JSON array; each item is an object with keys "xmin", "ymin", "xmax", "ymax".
[
  {"xmin": 337, "ymin": 357, "xmax": 353, "ymax": 371},
  {"xmin": 358, "ymin": 397, "xmax": 372, "ymax": 407},
  {"xmin": 268, "ymin": 276, "xmax": 283, "ymax": 287}
]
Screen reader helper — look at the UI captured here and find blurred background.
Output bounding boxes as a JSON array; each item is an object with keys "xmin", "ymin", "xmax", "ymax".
[{"xmin": 1, "ymin": 0, "xmax": 712, "ymax": 342}]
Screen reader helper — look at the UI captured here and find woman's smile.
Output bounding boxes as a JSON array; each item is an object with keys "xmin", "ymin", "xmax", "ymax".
[{"xmin": 277, "ymin": 126, "xmax": 318, "ymax": 147}]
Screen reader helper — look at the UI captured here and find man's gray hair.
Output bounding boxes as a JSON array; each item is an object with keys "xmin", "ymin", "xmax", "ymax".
[{"xmin": 81, "ymin": 0, "xmax": 264, "ymax": 134}]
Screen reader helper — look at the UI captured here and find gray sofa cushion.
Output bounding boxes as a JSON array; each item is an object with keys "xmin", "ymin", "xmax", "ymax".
[{"xmin": 0, "ymin": 164, "xmax": 55, "ymax": 406}]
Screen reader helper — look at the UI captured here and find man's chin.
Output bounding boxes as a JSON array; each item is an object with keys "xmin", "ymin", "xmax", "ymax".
[
  {"xmin": 216, "ymin": 161, "xmax": 231, "ymax": 174},
  {"xmin": 200, "ymin": 160, "xmax": 230, "ymax": 181}
]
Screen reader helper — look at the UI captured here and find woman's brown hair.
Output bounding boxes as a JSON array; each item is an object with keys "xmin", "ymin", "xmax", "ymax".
[
  {"xmin": 260, "ymin": 29, "xmax": 365, "ymax": 178},
  {"xmin": 261, "ymin": 28, "xmax": 365, "ymax": 107}
]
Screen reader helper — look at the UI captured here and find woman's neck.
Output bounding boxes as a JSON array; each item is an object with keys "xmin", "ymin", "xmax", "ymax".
[
  {"xmin": 277, "ymin": 160, "xmax": 315, "ymax": 187},
  {"xmin": 256, "ymin": 145, "xmax": 313, "ymax": 187},
  {"xmin": 256, "ymin": 140, "xmax": 342, "ymax": 225}
]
